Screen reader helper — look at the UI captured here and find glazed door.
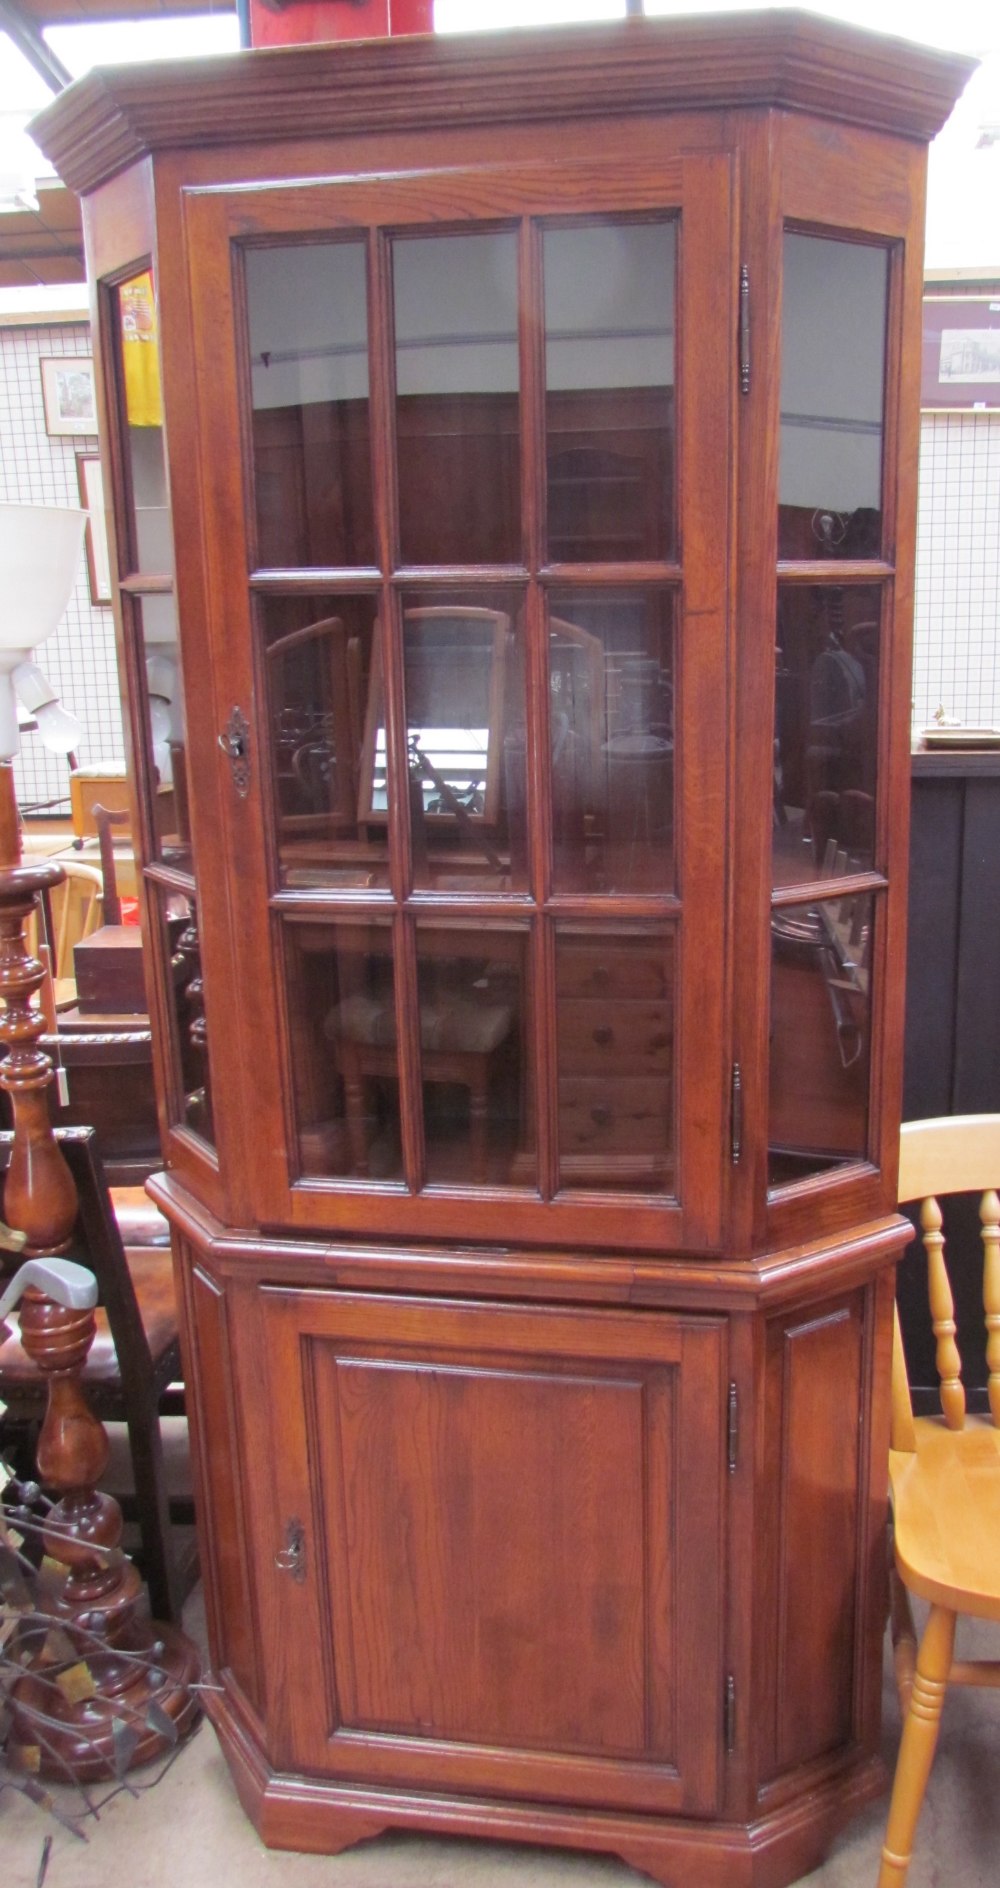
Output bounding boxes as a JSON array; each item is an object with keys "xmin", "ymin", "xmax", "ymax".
[
  {"xmin": 182, "ymin": 149, "xmax": 732, "ymax": 1251},
  {"xmin": 254, "ymin": 1287, "xmax": 726, "ymax": 1814}
]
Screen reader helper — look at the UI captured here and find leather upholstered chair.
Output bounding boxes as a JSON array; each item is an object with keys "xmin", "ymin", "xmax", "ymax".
[{"xmin": 0, "ymin": 1126, "xmax": 194, "ymax": 1623}]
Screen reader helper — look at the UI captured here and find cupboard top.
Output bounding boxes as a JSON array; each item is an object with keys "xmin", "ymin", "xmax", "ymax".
[{"xmin": 32, "ymin": 11, "xmax": 975, "ymax": 198}]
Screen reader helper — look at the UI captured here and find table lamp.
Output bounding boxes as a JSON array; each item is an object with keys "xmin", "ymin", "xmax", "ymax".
[
  {"xmin": 0, "ymin": 501, "xmax": 85, "ymax": 773},
  {"xmin": 0, "ymin": 501, "xmax": 86, "ymax": 1256}
]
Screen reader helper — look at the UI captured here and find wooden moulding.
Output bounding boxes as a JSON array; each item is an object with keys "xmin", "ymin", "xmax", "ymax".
[
  {"xmin": 31, "ymin": 11, "xmax": 976, "ymax": 197},
  {"xmin": 205, "ymin": 1679, "xmax": 886, "ymax": 1888}
]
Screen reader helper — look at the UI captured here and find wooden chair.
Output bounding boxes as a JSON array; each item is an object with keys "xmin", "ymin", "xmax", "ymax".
[
  {"xmin": 0, "ymin": 1125, "xmax": 194, "ymax": 1625},
  {"xmin": 878, "ymin": 1113, "xmax": 1000, "ymax": 1888}
]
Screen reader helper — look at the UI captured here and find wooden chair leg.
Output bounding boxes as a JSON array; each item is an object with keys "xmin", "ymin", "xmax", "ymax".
[{"xmin": 877, "ymin": 1602, "xmax": 956, "ymax": 1888}]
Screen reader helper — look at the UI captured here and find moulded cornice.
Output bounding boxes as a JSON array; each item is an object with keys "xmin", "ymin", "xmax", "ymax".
[{"xmin": 31, "ymin": 10, "xmax": 977, "ymax": 199}]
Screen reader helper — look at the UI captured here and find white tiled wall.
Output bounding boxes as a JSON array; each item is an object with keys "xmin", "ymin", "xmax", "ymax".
[
  {"xmin": 0, "ymin": 319, "xmax": 125, "ymax": 815},
  {"xmin": 912, "ymin": 412, "xmax": 1000, "ymax": 736}
]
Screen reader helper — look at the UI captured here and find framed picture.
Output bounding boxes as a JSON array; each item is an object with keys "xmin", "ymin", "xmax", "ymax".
[
  {"xmin": 77, "ymin": 454, "xmax": 112, "ymax": 605},
  {"xmin": 40, "ymin": 355, "xmax": 97, "ymax": 435},
  {"xmin": 922, "ymin": 295, "xmax": 1000, "ymax": 411}
]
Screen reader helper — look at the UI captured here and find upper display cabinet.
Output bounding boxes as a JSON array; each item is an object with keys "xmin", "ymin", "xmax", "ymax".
[{"xmin": 33, "ymin": 10, "xmax": 974, "ymax": 1256}]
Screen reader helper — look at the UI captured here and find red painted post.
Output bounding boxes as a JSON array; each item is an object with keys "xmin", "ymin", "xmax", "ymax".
[{"xmin": 249, "ymin": 0, "xmax": 433, "ymax": 50}]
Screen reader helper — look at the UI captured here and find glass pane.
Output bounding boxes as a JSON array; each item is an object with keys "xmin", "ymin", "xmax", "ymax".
[
  {"xmin": 153, "ymin": 884, "xmax": 216, "ymax": 1149},
  {"xmin": 393, "ymin": 590, "xmax": 527, "ymax": 893},
  {"xmin": 394, "ymin": 230, "xmax": 520, "ymax": 565},
  {"xmin": 260, "ymin": 595, "xmax": 387, "ymax": 890},
  {"xmin": 114, "ymin": 270, "xmax": 171, "ymax": 577},
  {"xmin": 545, "ymin": 220, "xmax": 676, "ymax": 562},
  {"xmin": 773, "ymin": 585, "xmax": 881, "ymax": 886},
  {"xmin": 549, "ymin": 589, "xmax": 675, "ymax": 894},
  {"xmin": 416, "ymin": 923, "xmax": 533, "ymax": 1187},
  {"xmin": 768, "ymin": 892, "xmax": 874, "ymax": 1188},
  {"xmin": 133, "ymin": 597, "xmax": 191, "ymax": 872},
  {"xmin": 779, "ymin": 234, "xmax": 888, "ymax": 559},
  {"xmin": 284, "ymin": 917, "xmax": 402, "ymax": 1181},
  {"xmin": 555, "ymin": 925, "xmax": 675, "ymax": 1194},
  {"xmin": 245, "ymin": 241, "xmax": 374, "ymax": 567}
]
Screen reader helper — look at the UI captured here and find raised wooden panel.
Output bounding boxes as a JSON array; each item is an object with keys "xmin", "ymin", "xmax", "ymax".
[
  {"xmin": 183, "ymin": 1256, "xmax": 262, "ymax": 1716},
  {"xmin": 259, "ymin": 1289, "xmax": 725, "ymax": 1815},
  {"xmin": 759, "ymin": 1294, "xmax": 865, "ymax": 1783}
]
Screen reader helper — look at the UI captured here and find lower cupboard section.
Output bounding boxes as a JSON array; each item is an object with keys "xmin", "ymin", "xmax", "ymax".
[{"xmin": 172, "ymin": 1228, "xmax": 895, "ymax": 1874}]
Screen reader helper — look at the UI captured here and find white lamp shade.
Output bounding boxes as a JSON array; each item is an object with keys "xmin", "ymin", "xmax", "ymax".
[{"xmin": 0, "ymin": 502, "xmax": 86, "ymax": 651}]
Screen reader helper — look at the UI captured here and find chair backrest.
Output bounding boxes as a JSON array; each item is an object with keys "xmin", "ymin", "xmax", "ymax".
[
  {"xmin": 895, "ymin": 1114, "xmax": 1000, "ymax": 1444},
  {"xmin": 0, "ymin": 1125, "xmax": 155, "ymax": 1406}
]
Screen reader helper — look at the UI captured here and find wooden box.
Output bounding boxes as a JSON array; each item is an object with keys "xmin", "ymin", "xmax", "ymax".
[{"xmin": 73, "ymin": 925, "xmax": 146, "ymax": 1015}]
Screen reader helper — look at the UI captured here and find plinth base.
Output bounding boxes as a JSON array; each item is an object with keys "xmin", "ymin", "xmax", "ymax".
[{"xmin": 208, "ymin": 1681, "xmax": 887, "ymax": 1888}]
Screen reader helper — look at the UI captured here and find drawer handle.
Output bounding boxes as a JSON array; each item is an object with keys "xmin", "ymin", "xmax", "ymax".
[
  {"xmin": 591, "ymin": 1104, "xmax": 612, "ymax": 1128},
  {"xmin": 275, "ymin": 1517, "xmax": 306, "ymax": 1583},
  {"xmin": 592, "ymin": 1026, "xmax": 613, "ymax": 1046}
]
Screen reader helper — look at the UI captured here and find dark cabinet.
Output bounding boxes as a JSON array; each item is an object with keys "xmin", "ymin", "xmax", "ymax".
[{"xmin": 35, "ymin": 13, "xmax": 972, "ymax": 1884}]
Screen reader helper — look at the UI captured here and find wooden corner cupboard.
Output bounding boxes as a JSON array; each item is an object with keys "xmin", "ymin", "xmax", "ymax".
[{"xmin": 33, "ymin": 14, "xmax": 974, "ymax": 1884}]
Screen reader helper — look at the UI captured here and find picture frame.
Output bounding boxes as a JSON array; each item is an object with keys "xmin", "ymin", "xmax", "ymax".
[
  {"xmin": 40, "ymin": 354, "xmax": 97, "ymax": 436},
  {"xmin": 921, "ymin": 294, "xmax": 1000, "ymax": 412},
  {"xmin": 77, "ymin": 453, "xmax": 112, "ymax": 605}
]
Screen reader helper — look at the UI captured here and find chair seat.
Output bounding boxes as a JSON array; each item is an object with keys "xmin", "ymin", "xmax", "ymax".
[
  {"xmin": 329, "ymin": 992, "xmax": 513, "ymax": 1057},
  {"xmin": 0, "ymin": 1248, "xmax": 178, "ymax": 1387},
  {"xmin": 889, "ymin": 1417, "xmax": 1000, "ymax": 1619}
]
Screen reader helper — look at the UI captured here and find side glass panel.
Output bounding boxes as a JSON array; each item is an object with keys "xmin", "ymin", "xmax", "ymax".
[
  {"xmin": 259, "ymin": 595, "xmax": 387, "ymax": 890},
  {"xmin": 284, "ymin": 917, "xmax": 402, "ymax": 1181},
  {"xmin": 393, "ymin": 230, "xmax": 520, "ymax": 565},
  {"xmin": 779, "ymin": 234, "xmax": 888, "ymax": 560},
  {"xmin": 245, "ymin": 241, "xmax": 374, "ymax": 568},
  {"xmin": 114, "ymin": 269, "xmax": 170, "ymax": 575},
  {"xmin": 415, "ymin": 922, "xmax": 534, "ymax": 1187},
  {"xmin": 555, "ymin": 924, "xmax": 675, "ymax": 1194},
  {"xmin": 773, "ymin": 585, "xmax": 881, "ymax": 885},
  {"xmin": 151, "ymin": 883, "xmax": 216, "ymax": 1149},
  {"xmin": 396, "ymin": 588, "xmax": 528, "ymax": 893},
  {"xmin": 132, "ymin": 598, "xmax": 191, "ymax": 871},
  {"xmin": 768, "ymin": 892, "xmax": 874, "ymax": 1187},
  {"xmin": 544, "ymin": 220, "xmax": 676, "ymax": 563},
  {"xmin": 548, "ymin": 588, "xmax": 675, "ymax": 894}
]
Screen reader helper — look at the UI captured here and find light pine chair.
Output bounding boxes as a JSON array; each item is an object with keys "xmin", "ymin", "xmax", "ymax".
[{"xmin": 878, "ymin": 1113, "xmax": 1000, "ymax": 1888}]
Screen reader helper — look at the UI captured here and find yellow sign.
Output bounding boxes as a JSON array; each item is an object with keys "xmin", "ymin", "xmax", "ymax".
[{"xmin": 120, "ymin": 269, "xmax": 163, "ymax": 427}]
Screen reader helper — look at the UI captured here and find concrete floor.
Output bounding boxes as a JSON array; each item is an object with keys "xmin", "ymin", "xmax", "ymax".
[{"xmin": 2, "ymin": 1587, "xmax": 997, "ymax": 1888}]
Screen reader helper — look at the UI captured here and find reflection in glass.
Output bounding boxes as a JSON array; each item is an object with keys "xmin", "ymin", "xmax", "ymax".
[
  {"xmin": 394, "ymin": 230, "xmax": 520, "ymax": 565},
  {"xmin": 555, "ymin": 926, "xmax": 675, "ymax": 1193},
  {"xmin": 549, "ymin": 590, "xmax": 674, "ymax": 893},
  {"xmin": 779, "ymin": 234, "xmax": 888, "ymax": 559},
  {"xmin": 416, "ymin": 925, "xmax": 533, "ymax": 1187},
  {"xmin": 245, "ymin": 241, "xmax": 374, "ymax": 567},
  {"xmin": 153, "ymin": 885, "xmax": 215, "ymax": 1149},
  {"xmin": 544, "ymin": 220, "xmax": 676, "ymax": 562},
  {"xmin": 114, "ymin": 270, "xmax": 172, "ymax": 577},
  {"xmin": 261, "ymin": 596, "xmax": 387, "ymax": 890},
  {"xmin": 768, "ymin": 891, "xmax": 874, "ymax": 1188},
  {"xmin": 773, "ymin": 586, "xmax": 881, "ymax": 886},
  {"xmin": 374, "ymin": 593, "xmax": 528, "ymax": 893},
  {"xmin": 133, "ymin": 598, "xmax": 191, "ymax": 872},
  {"xmin": 285, "ymin": 919, "xmax": 402, "ymax": 1181}
]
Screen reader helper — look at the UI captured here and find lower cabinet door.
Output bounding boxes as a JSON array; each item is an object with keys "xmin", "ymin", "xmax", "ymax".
[{"xmin": 256, "ymin": 1287, "xmax": 726, "ymax": 1815}]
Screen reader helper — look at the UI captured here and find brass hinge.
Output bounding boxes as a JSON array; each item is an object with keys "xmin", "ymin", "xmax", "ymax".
[
  {"xmin": 727, "ymin": 1381, "xmax": 739, "ymax": 1474},
  {"xmin": 739, "ymin": 264, "xmax": 750, "ymax": 394},
  {"xmin": 725, "ymin": 1674, "xmax": 737, "ymax": 1754},
  {"xmin": 730, "ymin": 1061, "xmax": 743, "ymax": 1166}
]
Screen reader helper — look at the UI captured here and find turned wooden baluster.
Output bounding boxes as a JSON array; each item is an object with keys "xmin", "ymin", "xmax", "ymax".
[
  {"xmin": 0, "ymin": 762, "xmax": 77, "ymax": 1253},
  {"xmin": 172, "ymin": 903, "xmax": 212, "ymax": 1136},
  {"xmin": 1, "ymin": 1258, "xmax": 200, "ymax": 1781}
]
